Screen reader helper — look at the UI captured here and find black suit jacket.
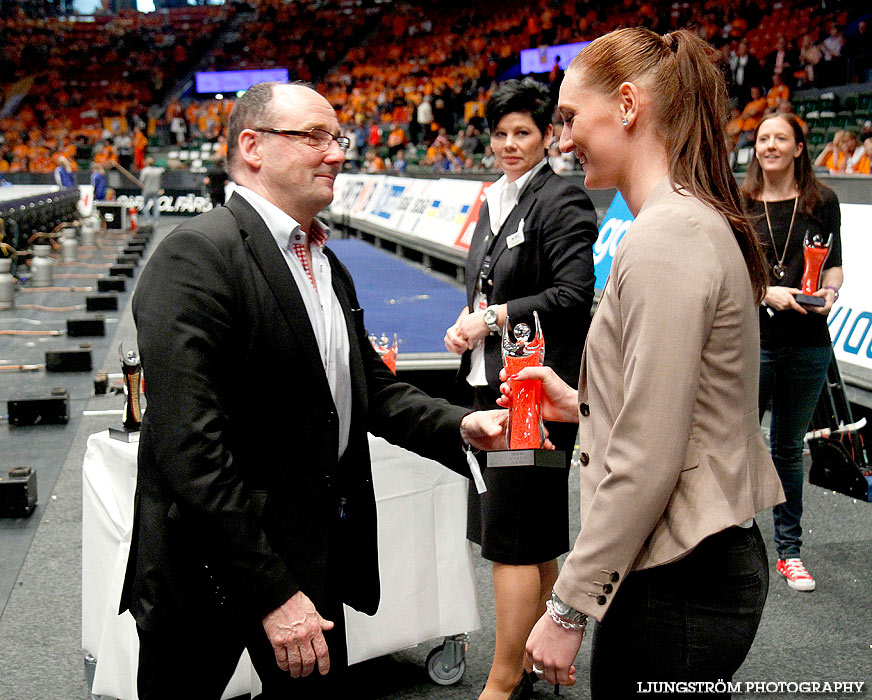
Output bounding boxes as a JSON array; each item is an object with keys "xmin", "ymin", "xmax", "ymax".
[
  {"xmin": 459, "ymin": 164, "xmax": 597, "ymax": 395},
  {"xmin": 120, "ymin": 193, "xmax": 470, "ymax": 631}
]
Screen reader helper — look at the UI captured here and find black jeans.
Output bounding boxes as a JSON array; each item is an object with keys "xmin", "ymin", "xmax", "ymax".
[{"xmin": 590, "ymin": 523, "xmax": 769, "ymax": 699}]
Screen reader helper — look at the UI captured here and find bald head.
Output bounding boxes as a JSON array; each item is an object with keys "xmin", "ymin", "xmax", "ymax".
[{"xmin": 227, "ymin": 82, "xmax": 328, "ymax": 176}]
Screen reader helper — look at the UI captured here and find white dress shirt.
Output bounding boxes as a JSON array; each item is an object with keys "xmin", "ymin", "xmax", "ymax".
[
  {"xmin": 235, "ymin": 186, "xmax": 352, "ymax": 458},
  {"xmin": 466, "ymin": 157, "xmax": 547, "ymax": 386}
]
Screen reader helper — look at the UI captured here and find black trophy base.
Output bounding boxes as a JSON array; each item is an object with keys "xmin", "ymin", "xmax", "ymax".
[
  {"xmin": 109, "ymin": 425, "xmax": 140, "ymax": 443},
  {"xmin": 487, "ymin": 448, "xmax": 566, "ymax": 469},
  {"xmin": 796, "ymin": 293, "xmax": 826, "ymax": 308}
]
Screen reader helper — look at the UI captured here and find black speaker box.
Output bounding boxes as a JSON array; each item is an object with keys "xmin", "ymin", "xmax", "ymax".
[
  {"xmin": 97, "ymin": 277, "xmax": 126, "ymax": 292},
  {"xmin": 67, "ymin": 317, "xmax": 106, "ymax": 337},
  {"xmin": 109, "ymin": 265, "xmax": 135, "ymax": 278},
  {"xmin": 45, "ymin": 348, "xmax": 92, "ymax": 372},
  {"xmin": 86, "ymin": 294, "xmax": 118, "ymax": 311},
  {"xmin": 7, "ymin": 388, "xmax": 69, "ymax": 425},
  {"xmin": 0, "ymin": 467, "xmax": 37, "ymax": 518},
  {"xmin": 116, "ymin": 254, "xmax": 139, "ymax": 265}
]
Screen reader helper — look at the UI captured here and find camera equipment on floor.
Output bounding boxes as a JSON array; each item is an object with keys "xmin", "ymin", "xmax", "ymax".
[{"xmin": 806, "ymin": 353, "xmax": 872, "ymax": 502}]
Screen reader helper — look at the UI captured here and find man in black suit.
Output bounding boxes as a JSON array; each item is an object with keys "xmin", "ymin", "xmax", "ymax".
[{"xmin": 120, "ymin": 81, "xmax": 505, "ymax": 699}]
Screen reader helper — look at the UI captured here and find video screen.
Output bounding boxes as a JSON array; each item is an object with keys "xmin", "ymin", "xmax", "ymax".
[
  {"xmin": 195, "ymin": 68, "xmax": 290, "ymax": 94},
  {"xmin": 520, "ymin": 42, "xmax": 591, "ymax": 75}
]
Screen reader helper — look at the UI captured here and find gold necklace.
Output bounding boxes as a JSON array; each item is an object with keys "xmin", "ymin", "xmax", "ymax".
[{"xmin": 763, "ymin": 196, "xmax": 798, "ymax": 280}]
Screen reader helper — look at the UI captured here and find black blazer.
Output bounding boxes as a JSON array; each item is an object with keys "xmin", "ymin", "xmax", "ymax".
[
  {"xmin": 459, "ymin": 164, "xmax": 598, "ymax": 395},
  {"xmin": 120, "ymin": 193, "xmax": 470, "ymax": 631}
]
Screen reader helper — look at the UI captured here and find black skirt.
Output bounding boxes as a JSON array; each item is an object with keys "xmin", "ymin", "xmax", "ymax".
[{"xmin": 466, "ymin": 386, "xmax": 574, "ymax": 564}]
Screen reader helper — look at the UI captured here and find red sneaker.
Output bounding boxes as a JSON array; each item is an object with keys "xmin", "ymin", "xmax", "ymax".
[{"xmin": 776, "ymin": 558, "xmax": 816, "ymax": 591}]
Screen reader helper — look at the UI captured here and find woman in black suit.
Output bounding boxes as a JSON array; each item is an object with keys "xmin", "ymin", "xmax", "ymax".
[{"xmin": 444, "ymin": 78, "xmax": 597, "ymax": 700}]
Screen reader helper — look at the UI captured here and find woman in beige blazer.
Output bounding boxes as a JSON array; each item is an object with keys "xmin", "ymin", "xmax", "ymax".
[{"xmin": 502, "ymin": 28, "xmax": 786, "ymax": 698}]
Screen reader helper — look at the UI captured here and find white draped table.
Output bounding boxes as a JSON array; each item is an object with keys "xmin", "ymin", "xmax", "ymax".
[{"xmin": 82, "ymin": 430, "xmax": 479, "ymax": 699}]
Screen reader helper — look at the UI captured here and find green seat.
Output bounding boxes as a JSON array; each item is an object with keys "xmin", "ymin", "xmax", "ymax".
[
  {"xmin": 808, "ymin": 128, "xmax": 827, "ymax": 146},
  {"xmin": 835, "ymin": 111, "xmax": 854, "ymax": 127},
  {"xmin": 842, "ymin": 94, "xmax": 858, "ymax": 111}
]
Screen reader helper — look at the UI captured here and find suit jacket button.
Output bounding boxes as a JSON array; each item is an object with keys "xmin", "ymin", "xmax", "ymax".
[
  {"xmin": 600, "ymin": 569, "xmax": 620, "ymax": 582},
  {"xmin": 579, "ymin": 452, "xmax": 590, "ymax": 466},
  {"xmin": 580, "ymin": 403, "xmax": 590, "ymax": 417},
  {"xmin": 596, "ymin": 595, "xmax": 607, "ymax": 605},
  {"xmin": 602, "ymin": 583, "xmax": 613, "ymax": 594}
]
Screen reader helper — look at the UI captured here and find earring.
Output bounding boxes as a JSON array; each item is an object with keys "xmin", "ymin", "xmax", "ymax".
[{"xmin": 621, "ymin": 117, "xmax": 630, "ymax": 126}]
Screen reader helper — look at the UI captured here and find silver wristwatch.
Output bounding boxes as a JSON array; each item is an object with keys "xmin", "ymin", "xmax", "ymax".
[
  {"xmin": 550, "ymin": 591, "xmax": 587, "ymax": 623},
  {"xmin": 483, "ymin": 305, "xmax": 500, "ymax": 333}
]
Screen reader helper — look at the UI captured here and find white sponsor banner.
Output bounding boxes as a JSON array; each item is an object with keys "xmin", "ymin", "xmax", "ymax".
[
  {"xmin": 407, "ymin": 178, "xmax": 483, "ymax": 250},
  {"xmin": 363, "ymin": 175, "xmax": 419, "ymax": 229},
  {"xmin": 829, "ymin": 203, "xmax": 872, "ymax": 372},
  {"xmin": 393, "ymin": 178, "xmax": 436, "ymax": 236}
]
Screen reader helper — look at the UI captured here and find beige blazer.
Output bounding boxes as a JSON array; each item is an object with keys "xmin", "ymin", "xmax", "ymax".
[{"xmin": 554, "ymin": 177, "xmax": 784, "ymax": 621}]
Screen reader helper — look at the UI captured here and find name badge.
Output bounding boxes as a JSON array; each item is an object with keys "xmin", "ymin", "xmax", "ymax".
[{"xmin": 507, "ymin": 219, "xmax": 525, "ymax": 249}]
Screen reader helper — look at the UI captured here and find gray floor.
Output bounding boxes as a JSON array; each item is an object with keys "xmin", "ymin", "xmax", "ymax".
[{"xmin": 0, "ymin": 218, "xmax": 870, "ymax": 699}]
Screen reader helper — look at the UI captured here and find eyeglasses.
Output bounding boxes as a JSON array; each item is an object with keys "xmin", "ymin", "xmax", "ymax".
[{"xmin": 253, "ymin": 127, "xmax": 350, "ymax": 153}]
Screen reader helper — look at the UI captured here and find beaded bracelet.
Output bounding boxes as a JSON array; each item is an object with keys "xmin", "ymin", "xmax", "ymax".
[{"xmin": 545, "ymin": 599, "xmax": 587, "ymax": 632}]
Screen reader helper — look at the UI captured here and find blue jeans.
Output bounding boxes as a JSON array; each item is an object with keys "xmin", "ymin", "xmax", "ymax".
[
  {"xmin": 590, "ymin": 524, "xmax": 769, "ymax": 699},
  {"xmin": 758, "ymin": 344, "xmax": 832, "ymax": 559}
]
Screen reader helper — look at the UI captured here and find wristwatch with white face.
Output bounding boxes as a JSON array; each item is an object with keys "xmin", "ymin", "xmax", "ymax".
[
  {"xmin": 551, "ymin": 591, "xmax": 587, "ymax": 623},
  {"xmin": 483, "ymin": 305, "xmax": 500, "ymax": 333}
]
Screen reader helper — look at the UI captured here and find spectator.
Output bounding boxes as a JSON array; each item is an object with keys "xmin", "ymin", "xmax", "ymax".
[
  {"xmin": 416, "ymin": 96, "xmax": 433, "ymax": 141},
  {"xmin": 814, "ymin": 130, "xmax": 858, "ymax": 172},
  {"xmin": 820, "ymin": 25, "xmax": 846, "ymax": 86},
  {"xmin": 849, "ymin": 138, "xmax": 872, "ymax": 175},
  {"xmin": 363, "ymin": 150, "xmax": 386, "ymax": 172},
  {"xmin": 730, "ymin": 39, "xmax": 763, "ymax": 105},
  {"xmin": 548, "ymin": 143, "xmax": 574, "ymax": 173},
  {"xmin": 737, "ymin": 86, "xmax": 769, "ymax": 149},
  {"xmin": 765, "ymin": 36, "xmax": 799, "ymax": 88},
  {"xmin": 90, "ymin": 163, "xmax": 108, "ymax": 201},
  {"xmin": 53, "ymin": 155, "xmax": 75, "ymax": 188},
  {"xmin": 139, "ymin": 156, "xmax": 165, "ymax": 228},
  {"xmin": 798, "ymin": 34, "xmax": 822, "ymax": 86},
  {"xmin": 776, "ymin": 100, "xmax": 807, "ymax": 135},
  {"xmin": 480, "ymin": 144, "xmax": 496, "ymax": 170},
  {"xmin": 170, "ymin": 114, "xmax": 187, "ymax": 146},
  {"xmin": 115, "ymin": 131, "xmax": 133, "ymax": 171},
  {"xmin": 766, "ymin": 73, "xmax": 790, "ymax": 111},
  {"xmin": 386, "ymin": 124, "xmax": 407, "ymax": 158},
  {"xmin": 342, "ymin": 127, "xmax": 360, "ymax": 171},
  {"xmin": 845, "ymin": 20, "xmax": 872, "ymax": 83},
  {"xmin": 203, "ymin": 157, "xmax": 229, "ymax": 209},
  {"xmin": 460, "ymin": 123, "xmax": 485, "ymax": 155},
  {"xmin": 133, "ymin": 128, "xmax": 148, "ymax": 170}
]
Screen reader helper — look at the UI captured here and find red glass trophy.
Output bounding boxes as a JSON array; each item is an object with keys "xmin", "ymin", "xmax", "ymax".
[
  {"xmin": 109, "ymin": 343, "xmax": 142, "ymax": 442},
  {"xmin": 795, "ymin": 232, "xmax": 832, "ymax": 308},
  {"xmin": 369, "ymin": 332, "xmax": 398, "ymax": 374},
  {"xmin": 487, "ymin": 311, "xmax": 565, "ymax": 468}
]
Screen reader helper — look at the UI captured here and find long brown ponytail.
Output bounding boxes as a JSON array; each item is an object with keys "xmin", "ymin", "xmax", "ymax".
[{"xmin": 570, "ymin": 27, "xmax": 768, "ymax": 302}]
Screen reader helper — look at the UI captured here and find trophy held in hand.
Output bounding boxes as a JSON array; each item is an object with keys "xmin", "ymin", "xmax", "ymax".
[
  {"xmin": 487, "ymin": 311, "xmax": 565, "ymax": 469},
  {"xmin": 795, "ymin": 232, "xmax": 833, "ymax": 308}
]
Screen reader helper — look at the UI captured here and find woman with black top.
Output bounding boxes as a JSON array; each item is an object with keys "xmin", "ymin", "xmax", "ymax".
[
  {"xmin": 444, "ymin": 79, "xmax": 597, "ymax": 700},
  {"xmin": 742, "ymin": 112, "xmax": 843, "ymax": 592}
]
